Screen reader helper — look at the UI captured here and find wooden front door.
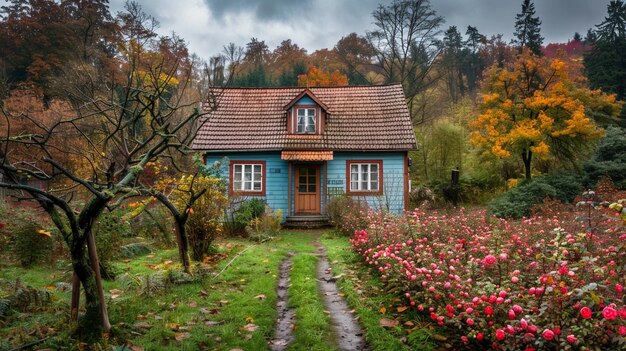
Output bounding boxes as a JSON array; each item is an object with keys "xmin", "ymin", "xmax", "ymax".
[{"xmin": 295, "ymin": 165, "xmax": 320, "ymax": 214}]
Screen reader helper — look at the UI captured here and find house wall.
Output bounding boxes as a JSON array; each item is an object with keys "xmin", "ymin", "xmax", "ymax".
[
  {"xmin": 204, "ymin": 151, "xmax": 407, "ymax": 220},
  {"xmin": 328, "ymin": 151, "xmax": 406, "ymax": 214},
  {"xmin": 205, "ymin": 152, "xmax": 289, "ymax": 219}
]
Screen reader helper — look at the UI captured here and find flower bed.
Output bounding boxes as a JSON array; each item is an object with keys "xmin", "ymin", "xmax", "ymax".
[{"xmin": 350, "ymin": 201, "xmax": 626, "ymax": 350}]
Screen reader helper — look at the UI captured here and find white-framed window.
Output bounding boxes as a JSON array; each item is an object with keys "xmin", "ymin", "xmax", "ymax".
[
  {"xmin": 296, "ymin": 108, "xmax": 316, "ymax": 133},
  {"xmin": 348, "ymin": 161, "xmax": 381, "ymax": 193},
  {"xmin": 232, "ymin": 162, "xmax": 263, "ymax": 193}
]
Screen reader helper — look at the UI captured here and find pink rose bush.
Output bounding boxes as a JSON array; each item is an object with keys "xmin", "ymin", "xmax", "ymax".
[{"xmin": 349, "ymin": 205, "xmax": 626, "ymax": 350}]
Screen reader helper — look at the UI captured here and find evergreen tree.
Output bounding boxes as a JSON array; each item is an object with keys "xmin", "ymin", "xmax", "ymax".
[
  {"xmin": 596, "ymin": 0, "xmax": 626, "ymax": 42},
  {"xmin": 584, "ymin": 0, "xmax": 626, "ymax": 126},
  {"xmin": 442, "ymin": 26, "xmax": 465, "ymax": 102},
  {"xmin": 573, "ymin": 32, "xmax": 582, "ymax": 42},
  {"xmin": 512, "ymin": 0, "xmax": 544, "ymax": 55},
  {"xmin": 463, "ymin": 26, "xmax": 486, "ymax": 94}
]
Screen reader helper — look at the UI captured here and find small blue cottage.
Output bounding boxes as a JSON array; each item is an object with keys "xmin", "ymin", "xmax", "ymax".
[{"xmin": 192, "ymin": 84, "xmax": 417, "ymax": 224}]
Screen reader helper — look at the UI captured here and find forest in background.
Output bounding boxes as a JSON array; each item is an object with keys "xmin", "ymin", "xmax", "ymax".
[{"xmin": 1, "ymin": 0, "xmax": 626, "ymax": 208}]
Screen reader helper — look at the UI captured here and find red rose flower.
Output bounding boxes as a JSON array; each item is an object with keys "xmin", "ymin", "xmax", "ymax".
[{"xmin": 580, "ymin": 306, "xmax": 592, "ymax": 319}]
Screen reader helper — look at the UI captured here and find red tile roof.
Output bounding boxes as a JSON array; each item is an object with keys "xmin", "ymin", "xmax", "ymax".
[
  {"xmin": 281, "ymin": 150, "xmax": 334, "ymax": 161},
  {"xmin": 192, "ymin": 84, "xmax": 417, "ymax": 151}
]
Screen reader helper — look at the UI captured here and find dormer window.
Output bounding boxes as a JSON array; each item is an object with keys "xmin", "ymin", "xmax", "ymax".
[
  {"xmin": 284, "ymin": 89, "xmax": 329, "ymax": 136},
  {"xmin": 297, "ymin": 108, "xmax": 316, "ymax": 134}
]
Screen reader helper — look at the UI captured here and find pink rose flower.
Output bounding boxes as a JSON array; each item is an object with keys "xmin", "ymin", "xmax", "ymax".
[
  {"xmin": 495, "ymin": 329, "xmax": 506, "ymax": 341},
  {"xmin": 542, "ymin": 329, "xmax": 555, "ymax": 341},
  {"xmin": 485, "ymin": 305, "xmax": 494, "ymax": 316},
  {"xmin": 566, "ymin": 334, "xmax": 577, "ymax": 344},
  {"xmin": 618, "ymin": 326, "xmax": 626, "ymax": 336},
  {"xmin": 484, "ymin": 254, "xmax": 497, "ymax": 266},
  {"xmin": 602, "ymin": 306, "xmax": 618, "ymax": 320},
  {"xmin": 508, "ymin": 309, "xmax": 516, "ymax": 319}
]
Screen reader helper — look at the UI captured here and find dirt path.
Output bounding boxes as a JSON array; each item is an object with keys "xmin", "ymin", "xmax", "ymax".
[
  {"xmin": 269, "ymin": 253, "xmax": 296, "ymax": 351},
  {"xmin": 316, "ymin": 244, "xmax": 369, "ymax": 351},
  {"xmin": 269, "ymin": 238, "xmax": 368, "ymax": 351}
]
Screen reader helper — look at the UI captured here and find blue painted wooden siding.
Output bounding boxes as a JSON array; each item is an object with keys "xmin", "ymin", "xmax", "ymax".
[
  {"xmin": 205, "ymin": 152, "xmax": 289, "ymax": 219},
  {"xmin": 328, "ymin": 152, "xmax": 406, "ymax": 214},
  {"xmin": 205, "ymin": 151, "xmax": 406, "ymax": 219}
]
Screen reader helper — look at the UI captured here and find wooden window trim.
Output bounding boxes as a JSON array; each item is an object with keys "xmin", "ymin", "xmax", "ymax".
[
  {"xmin": 229, "ymin": 160, "xmax": 266, "ymax": 196},
  {"xmin": 289, "ymin": 104, "xmax": 320, "ymax": 135},
  {"xmin": 345, "ymin": 160, "xmax": 383, "ymax": 196}
]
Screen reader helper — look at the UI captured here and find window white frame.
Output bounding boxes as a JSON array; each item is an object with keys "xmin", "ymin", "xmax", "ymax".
[
  {"xmin": 296, "ymin": 107, "xmax": 316, "ymax": 134},
  {"xmin": 232, "ymin": 162, "xmax": 263, "ymax": 193},
  {"xmin": 348, "ymin": 162, "xmax": 381, "ymax": 193}
]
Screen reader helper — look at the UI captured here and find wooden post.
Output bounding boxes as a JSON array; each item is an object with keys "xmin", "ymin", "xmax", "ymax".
[
  {"xmin": 86, "ymin": 229, "xmax": 111, "ymax": 332},
  {"xmin": 451, "ymin": 167, "xmax": 460, "ymax": 207},
  {"xmin": 323, "ymin": 162, "xmax": 327, "ymax": 215},
  {"xmin": 287, "ymin": 162, "xmax": 292, "ymax": 216}
]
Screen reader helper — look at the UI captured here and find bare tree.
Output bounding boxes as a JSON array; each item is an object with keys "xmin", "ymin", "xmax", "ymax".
[
  {"xmin": 0, "ymin": 44, "xmax": 205, "ymax": 342},
  {"xmin": 368, "ymin": 0, "xmax": 444, "ymax": 117}
]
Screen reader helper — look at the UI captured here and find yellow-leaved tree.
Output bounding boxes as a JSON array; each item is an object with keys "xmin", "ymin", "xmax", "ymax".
[{"xmin": 469, "ymin": 49, "xmax": 621, "ymax": 179}]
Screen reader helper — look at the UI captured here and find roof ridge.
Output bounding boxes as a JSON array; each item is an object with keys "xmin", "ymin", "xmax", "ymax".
[{"xmin": 208, "ymin": 83, "xmax": 403, "ymax": 90}]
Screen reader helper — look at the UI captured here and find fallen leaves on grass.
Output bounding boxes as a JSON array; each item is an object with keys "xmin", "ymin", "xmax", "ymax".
[
  {"xmin": 174, "ymin": 332, "xmax": 190, "ymax": 342},
  {"xmin": 254, "ymin": 294, "xmax": 266, "ymax": 300},
  {"xmin": 109, "ymin": 289, "xmax": 124, "ymax": 299},
  {"xmin": 379, "ymin": 318, "xmax": 399, "ymax": 328},
  {"xmin": 133, "ymin": 322, "xmax": 152, "ymax": 330},
  {"xmin": 241, "ymin": 323, "xmax": 259, "ymax": 332}
]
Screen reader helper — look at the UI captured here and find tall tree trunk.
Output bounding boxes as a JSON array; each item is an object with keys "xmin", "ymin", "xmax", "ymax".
[
  {"xmin": 71, "ymin": 246, "xmax": 103, "ymax": 341},
  {"xmin": 71, "ymin": 273, "xmax": 80, "ymax": 322},
  {"xmin": 521, "ymin": 149, "xmax": 533, "ymax": 179},
  {"xmin": 174, "ymin": 218, "xmax": 191, "ymax": 273},
  {"xmin": 86, "ymin": 228, "xmax": 111, "ymax": 332}
]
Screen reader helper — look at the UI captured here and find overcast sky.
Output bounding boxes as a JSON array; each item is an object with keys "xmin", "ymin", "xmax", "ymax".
[{"xmin": 3, "ymin": 0, "xmax": 613, "ymax": 60}]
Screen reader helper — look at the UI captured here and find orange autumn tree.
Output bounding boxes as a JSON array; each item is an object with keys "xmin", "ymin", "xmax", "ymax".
[
  {"xmin": 469, "ymin": 50, "xmax": 620, "ymax": 179},
  {"xmin": 297, "ymin": 65, "xmax": 348, "ymax": 86}
]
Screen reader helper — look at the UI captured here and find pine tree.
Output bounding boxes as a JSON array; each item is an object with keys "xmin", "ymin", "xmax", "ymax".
[
  {"xmin": 584, "ymin": 0, "xmax": 626, "ymax": 126},
  {"xmin": 513, "ymin": 0, "xmax": 544, "ymax": 55}
]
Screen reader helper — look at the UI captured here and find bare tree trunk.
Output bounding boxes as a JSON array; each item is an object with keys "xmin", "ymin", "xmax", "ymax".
[
  {"xmin": 71, "ymin": 247, "xmax": 102, "ymax": 340},
  {"xmin": 86, "ymin": 229, "xmax": 111, "ymax": 332},
  {"xmin": 174, "ymin": 219, "xmax": 191, "ymax": 273},
  {"xmin": 521, "ymin": 149, "xmax": 533, "ymax": 180},
  {"xmin": 71, "ymin": 273, "xmax": 80, "ymax": 322}
]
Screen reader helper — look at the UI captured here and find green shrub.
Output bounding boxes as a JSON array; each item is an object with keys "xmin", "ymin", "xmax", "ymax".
[
  {"xmin": 245, "ymin": 206, "xmax": 282, "ymax": 242},
  {"xmin": 540, "ymin": 171, "xmax": 584, "ymax": 203},
  {"xmin": 94, "ymin": 210, "xmax": 130, "ymax": 263},
  {"xmin": 131, "ymin": 205, "xmax": 174, "ymax": 246},
  {"xmin": 0, "ymin": 204, "xmax": 58, "ymax": 267},
  {"xmin": 489, "ymin": 172, "xmax": 584, "ymax": 219},
  {"xmin": 326, "ymin": 196, "xmax": 369, "ymax": 235},
  {"xmin": 171, "ymin": 175, "xmax": 227, "ymax": 261},
  {"xmin": 583, "ymin": 126, "xmax": 626, "ymax": 189},
  {"xmin": 490, "ymin": 180, "xmax": 557, "ymax": 219},
  {"xmin": 224, "ymin": 197, "xmax": 267, "ymax": 236}
]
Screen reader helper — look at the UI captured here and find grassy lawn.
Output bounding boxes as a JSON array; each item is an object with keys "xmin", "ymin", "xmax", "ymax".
[{"xmin": 0, "ymin": 230, "xmax": 436, "ymax": 350}]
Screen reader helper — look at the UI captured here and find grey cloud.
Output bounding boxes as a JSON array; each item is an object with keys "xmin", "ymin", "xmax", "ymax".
[{"xmin": 204, "ymin": 0, "xmax": 314, "ymax": 21}]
